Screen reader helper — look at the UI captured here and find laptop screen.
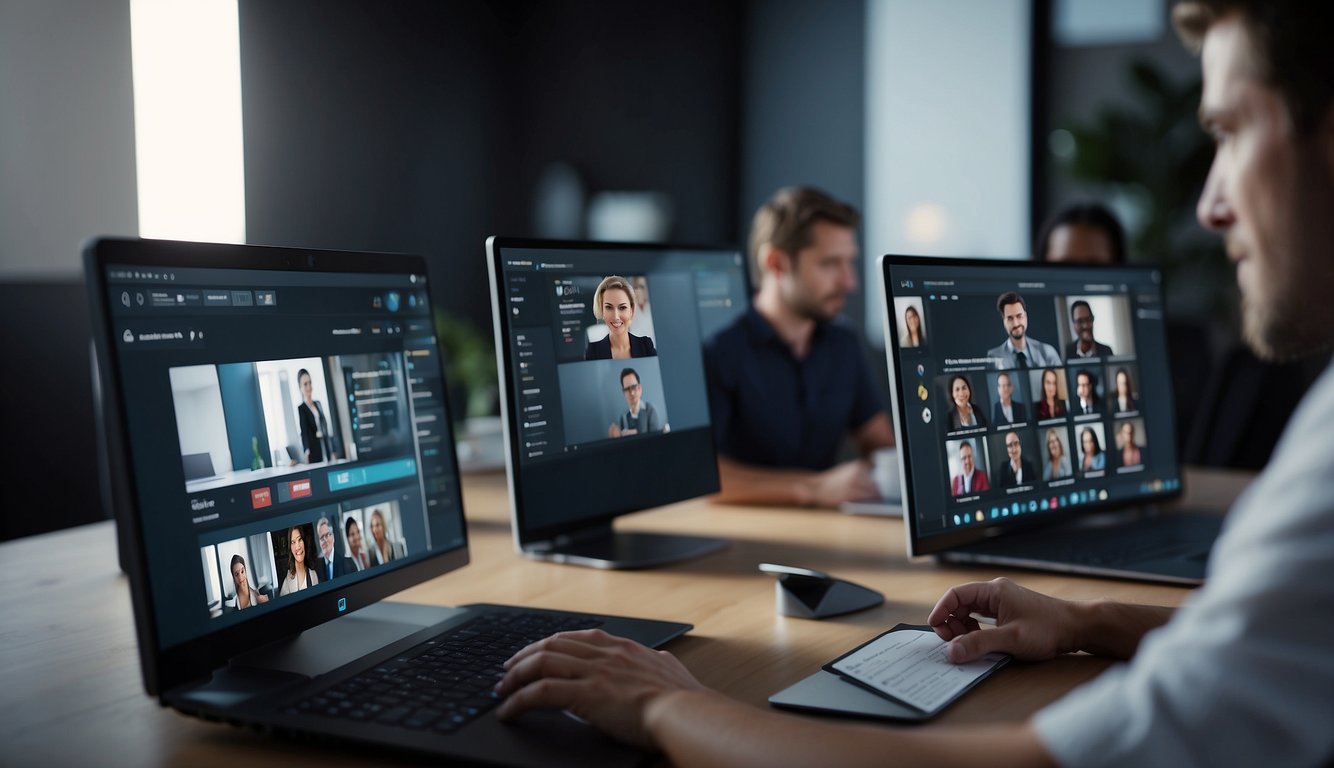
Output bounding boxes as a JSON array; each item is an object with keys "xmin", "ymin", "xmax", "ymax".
[
  {"xmin": 86, "ymin": 239, "xmax": 467, "ymax": 672},
  {"xmin": 487, "ymin": 238, "xmax": 748, "ymax": 548},
  {"xmin": 879, "ymin": 255, "xmax": 1182, "ymax": 556}
]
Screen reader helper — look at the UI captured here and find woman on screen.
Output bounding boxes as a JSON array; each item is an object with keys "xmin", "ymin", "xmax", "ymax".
[
  {"xmin": 1080, "ymin": 426, "xmax": 1106, "ymax": 473},
  {"xmin": 947, "ymin": 375, "xmax": 987, "ymax": 431},
  {"xmin": 1036, "ymin": 367, "xmax": 1067, "ymax": 420},
  {"xmin": 901, "ymin": 305, "xmax": 924, "ymax": 347},
  {"xmin": 296, "ymin": 368, "xmax": 337, "ymax": 464},
  {"xmin": 1113, "ymin": 368, "xmax": 1137, "ymax": 413},
  {"xmin": 1119, "ymin": 421, "xmax": 1144, "ymax": 467},
  {"xmin": 278, "ymin": 526, "xmax": 319, "ymax": 596},
  {"xmin": 1043, "ymin": 428, "xmax": 1072, "ymax": 482},
  {"xmin": 369, "ymin": 508, "xmax": 405, "ymax": 566},
  {"xmin": 230, "ymin": 554, "xmax": 269, "ymax": 609},
  {"xmin": 584, "ymin": 275, "xmax": 657, "ymax": 360}
]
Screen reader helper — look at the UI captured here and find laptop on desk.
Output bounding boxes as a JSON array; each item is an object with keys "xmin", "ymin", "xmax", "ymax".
[
  {"xmin": 85, "ymin": 237, "xmax": 689, "ymax": 766},
  {"xmin": 878, "ymin": 255, "xmax": 1221, "ymax": 585}
]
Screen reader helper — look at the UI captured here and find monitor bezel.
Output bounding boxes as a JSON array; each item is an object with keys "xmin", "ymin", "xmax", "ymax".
[
  {"xmin": 877, "ymin": 253, "xmax": 1185, "ymax": 558},
  {"xmin": 487, "ymin": 236, "xmax": 741, "ymax": 550},
  {"xmin": 84, "ymin": 237, "xmax": 470, "ymax": 696}
]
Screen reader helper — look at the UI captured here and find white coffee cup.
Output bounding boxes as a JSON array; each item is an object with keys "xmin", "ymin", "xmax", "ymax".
[{"xmin": 872, "ymin": 448, "xmax": 902, "ymax": 503}]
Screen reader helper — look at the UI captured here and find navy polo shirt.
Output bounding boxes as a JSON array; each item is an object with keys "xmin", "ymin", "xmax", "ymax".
[{"xmin": 704, "ymin": 307, "xmax": 883, "ymax": 470}]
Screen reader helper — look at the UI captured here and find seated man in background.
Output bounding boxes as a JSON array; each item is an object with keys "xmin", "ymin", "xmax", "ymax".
[
  {"xmin": 703, "ymin": 186, "xmax": 893, "ymax": 507},
  {"xmin": 494, "ymin": 2, "xmax": 1334, "ymax": 764}
]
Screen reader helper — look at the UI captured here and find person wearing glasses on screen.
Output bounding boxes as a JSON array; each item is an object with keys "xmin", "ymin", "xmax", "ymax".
[
  {"xmin": 315, "ymin": 516, "xmax": 354, "ymax": 583},
  {"xmin": 1065, "ymin": 301, "xmax": 1114, "ymax": 360},
  {"xmin": 608, "ymin": 368, "xmax": 663, "ymax": 438},
  {"xmin": 278, "ymin": 525, "xmax": 318, "ymax": 596},
  {"xmin": 492, "ymin": 4, "xmax": 1334, "ymax": 763},
  {"xmin": 229, "ymin": 554, "xmax": 269, "ymax": 610},
  {"xmin": 584, "ymin": 276, "xmax": 657, "ymax": 360}
]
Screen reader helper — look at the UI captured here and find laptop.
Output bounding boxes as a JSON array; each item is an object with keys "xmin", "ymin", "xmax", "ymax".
[
  {"xmin": 878, "ymin": 254, "xmax": 1220, "ymax": 585},
  {"xmin": 85, "ymin": 237, "xmax": 691, "ymax": 766}
]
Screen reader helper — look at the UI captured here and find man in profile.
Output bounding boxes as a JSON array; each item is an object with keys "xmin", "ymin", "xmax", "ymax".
[
  {"xmin": 494, "ymin": 2, "xmax": 1334, "ymax": 763},
  {"xmin": 1074, "ymin": 369, "xmax": 1103, "ymax": 415},
  {"xmin": 1065, "ymin": 300, "xmax": 1114, "ymax": 359},
  {"xmin": 608, "ymin": 368, "xmax": 661, "ymax": 437},
  {"xmin": 988, "ymin": 291, "xmax": 1062, "ymax": 369},
  {"xmin": 998, "ymin": 431, "xmax": 1035, "ymax": 488},
  {"xmin": 315, "ymin": 516, "xmax": 354, "ymax": 583},
  {"xmin": 991, "ymin": 371, "xmax": 1027, "ymax": 425},
  {"xmin": 950, "ymin": 440, "xmax": 989, "ymax": 497},
  {"xmin": 704, "ymin": 186, "xmax": 893, "ymax": 507}
]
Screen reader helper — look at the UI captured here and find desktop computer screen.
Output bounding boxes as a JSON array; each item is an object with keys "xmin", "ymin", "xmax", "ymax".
[{"xmin": 487, "ymin": 238, "xmax": 749, "ymax": 568}]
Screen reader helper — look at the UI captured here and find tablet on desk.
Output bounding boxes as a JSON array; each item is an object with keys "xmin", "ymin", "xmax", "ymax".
[{"xmin": 769, "ymin": 624, "xmax": 1008, "ymax": 722}]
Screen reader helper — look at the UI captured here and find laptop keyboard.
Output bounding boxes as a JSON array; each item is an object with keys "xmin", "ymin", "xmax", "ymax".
[{"xmin": 285, "ymin": 611, "xmax": 602, "ymax": 734}]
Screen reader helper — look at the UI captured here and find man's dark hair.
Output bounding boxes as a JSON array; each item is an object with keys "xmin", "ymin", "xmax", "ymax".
[
  {"xmin": 996, "ymin": 291, "xmax": 1026, "ymax": 315},
  {"xmin": 620, "ymin": 368, "xmax": 640, "ymax": 387},
  {"xmin": 748, "ymin": 186, "xmax": 860, "ymax": 288},
  {"xmin": 1173, "ymin": 0, "xmax": 1334, "ymax": 134},
  {"xmin": 1035, "ymin": 203, "xmax": 1127, "ymax": 263},
  {"xmin": 1070, "ymin": 300, "xmax": 1093, "ymax": 319},
  {"xmin": 1076, "ymin": 368, "xmax": 1098, "ymax": 388}
]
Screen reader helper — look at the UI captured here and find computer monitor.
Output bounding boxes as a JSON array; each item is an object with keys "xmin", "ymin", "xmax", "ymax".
[
  {"xmin": 486, "ymin": 237, "xmax": 749, "ymax": 568},
  {"xmin": 85, "ymin": 238, "xmax": 467, "ymax": 693},
  {"xmin": 878, "ymin": 254, "xmax": 1184, "ymax": 558}
]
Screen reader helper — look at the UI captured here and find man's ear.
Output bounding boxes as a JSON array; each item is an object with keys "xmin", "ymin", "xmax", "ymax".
[{"xmin": 762, "ymin": 244, "xmax": 793, "ymax": 277}]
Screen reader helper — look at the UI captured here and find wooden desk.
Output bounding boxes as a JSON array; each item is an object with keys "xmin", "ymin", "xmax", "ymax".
[{"xmin": 0, "ymin": 467, "xmax": 1251, "ymax": 766}]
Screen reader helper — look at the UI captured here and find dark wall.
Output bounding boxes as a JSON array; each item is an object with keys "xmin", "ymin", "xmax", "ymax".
[{"xmin": 240, "ymin": 0, "xmax": 742, "ymax": 340}]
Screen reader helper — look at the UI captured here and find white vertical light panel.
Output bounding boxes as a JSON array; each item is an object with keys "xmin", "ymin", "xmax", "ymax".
[
  {"xmin": 130, "ymin": 0, "xmax": 245, "ymax": 242},
  {"xmin": 864, "ymin": 0, "xmax": 1031, "ymax": 345}
]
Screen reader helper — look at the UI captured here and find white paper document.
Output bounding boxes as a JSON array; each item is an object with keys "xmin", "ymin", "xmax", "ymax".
[{"xmin": 829, "ymin": 629, "xmax": 1007, "ymax": 712}]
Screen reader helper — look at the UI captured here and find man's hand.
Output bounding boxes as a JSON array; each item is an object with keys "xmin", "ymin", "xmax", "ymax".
[
  {"xmin": 927, "ymin": 578, "xmax": 1083, "ymax": 663},
  {"xmin": 495, "ymin": 629, "xmax": 705, "ymax": 748},
  {"xmin": 804, "ymin": 458, "xmax": 878, "ymax": 507},
  {"xmin": 927, "ymin": 578, "xmax": 1173, "ymax": 663}
]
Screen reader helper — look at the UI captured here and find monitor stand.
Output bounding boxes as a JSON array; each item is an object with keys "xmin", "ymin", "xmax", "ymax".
[{"xmin": 524, "ymin": 522, "xmax": 727, "ymax": 570}]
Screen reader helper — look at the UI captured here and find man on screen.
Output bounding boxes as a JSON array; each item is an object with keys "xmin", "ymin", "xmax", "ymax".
[
  {"xmin": 1065, "ymin": 300, "xmax": 1114, "ymax": 359},
  {"xmin": 998, "ymin": 431, "xmax": 1035, "ymax": 488},
  {"xmin": 950, "ymin": 440, "xmax": 989, "ymax": 497},
  {"xmin": 608, "ymin": 368, "xmax": 662, "ymax": 437},
  {"xmin": 1074, "ymin": 369, "xmax": 1104, "ymax": 415},
  {"xmin": 316, "ymin": 516, "xmax": 355, "ymax": 583},
  {"xmin": 704, "ymin": 186, "xmax": 893, "ymax": 507},
  {"xmin": 991, "ymin": 371, "xmax": 1027, "ymax": 425},
  {"xmin": 988, "ymin": 291, "xmax": 1062, "ymax": 369}
]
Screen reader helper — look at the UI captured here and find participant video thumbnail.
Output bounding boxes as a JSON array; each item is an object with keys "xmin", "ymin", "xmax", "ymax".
[
  {"xmin": 170, "ymin": 352, "xmax": 412, "ymax": 493},
  {"xmin": 558, "ymin": 358, "xmax": 671, "ymax": 446}
]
